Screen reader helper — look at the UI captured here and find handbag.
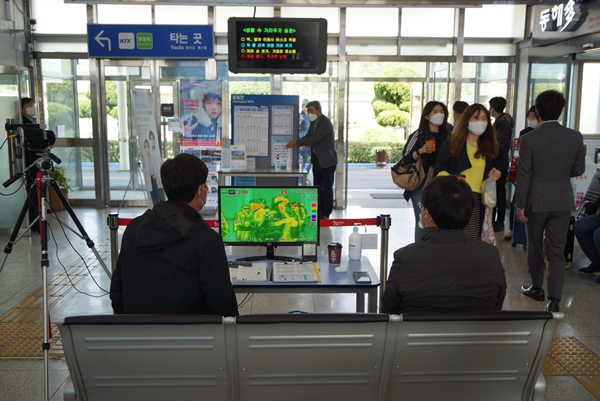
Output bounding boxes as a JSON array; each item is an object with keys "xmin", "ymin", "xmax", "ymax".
[
  {"xmin": 507, "ymin": 157, "xmax": 518, "ymax": 184},
  {"xmin": 391, "ymin": 155, "xmax": 425, "ymax": 191},
  {"xmin": 482, "ymin": 177, "xmax": 497, "ymax": 208},
  {"xmin": 481, "ymin": 206, "xmax": 496, "ymax": 244},
  {"xmin": 390, "ymin": 132, "xmax": 425, "ymax": 191}
]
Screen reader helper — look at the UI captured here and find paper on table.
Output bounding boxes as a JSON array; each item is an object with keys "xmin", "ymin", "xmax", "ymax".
[
  {"xmin": 273, "ymin": 262, "xmax": 320, "ymax": 282},
  {"xmin": 237, "ymin": 264, "xmax": 268, "ymax": 282}
]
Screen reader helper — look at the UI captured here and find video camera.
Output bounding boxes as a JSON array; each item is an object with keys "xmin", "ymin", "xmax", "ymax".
[{"xmin": 5, "ymin": 122, "xmax": 57, "ymax": 154}]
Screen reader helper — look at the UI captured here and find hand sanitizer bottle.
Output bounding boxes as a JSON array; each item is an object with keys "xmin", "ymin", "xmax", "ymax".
[
  {"xmin": 349, "ymin": 223, "xmax": 362, "ymax": 260},
  {"xmin": 275, "ymin": 156, "xmax": 281, "ymax": 171},
  {"xmin": 299, "ymin": 155, "xmax": 304, "ymax": 170}
]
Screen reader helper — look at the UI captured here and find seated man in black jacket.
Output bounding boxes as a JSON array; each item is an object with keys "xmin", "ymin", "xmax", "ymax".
[
  {"xmin": 381, "ymin": 176, "xmax": 507, "ymax": 314},
  {"xmin": 110, "ymin": 154, "xmax": 238, "ymax": 316}
]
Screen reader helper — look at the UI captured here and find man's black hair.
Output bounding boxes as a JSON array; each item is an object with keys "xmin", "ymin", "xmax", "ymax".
[
  {"xmin": 160, "ymin": 154, "xmax": 208, "ymax": 203},
  {"xmin": 453, "ymin": 101, "xmax": 469, "ymax": 114},
  {"xmin": 306, "ymin": 100, "xmax": 322, "ymax": 110},
  {"xmin": 20, "ymin": 97, "xmax": 34, "ymax": 108},
  {"xmin": 421, "ymin": 176, "xmax": 474, "ymax": 230},
  {"xmin": 489, "ymin": 97, "xmax": 507, "ymax": 114},
  {"xmin": 535, "ymin": 90, "xmax": 565, "ymax": 121}
]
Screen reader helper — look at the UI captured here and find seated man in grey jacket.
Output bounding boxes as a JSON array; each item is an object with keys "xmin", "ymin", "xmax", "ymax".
[{"xmin": 381, "ymin": 176, "xmax": 506, "ymax": 314}]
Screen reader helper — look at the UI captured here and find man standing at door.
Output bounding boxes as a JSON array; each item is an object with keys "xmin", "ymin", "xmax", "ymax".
[
  {"xmin": 489, "ymin": 96, "xmax": 513, "ymax": 233},
  {"xmin": 286, "ymin": 100, "xmax": 337, "ymax": 219},
  {"xmin": 517, "ymin": 90, "xmax": 585, "ymax": 313}
]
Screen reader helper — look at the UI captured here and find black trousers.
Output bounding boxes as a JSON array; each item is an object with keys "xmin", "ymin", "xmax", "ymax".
[
  {"xmin": 493, "ymin": 170, "xmax": 508, "ymax": 224},
  {"xmin": 311, "ymin": 153, "xmax": 336, "ymax": 218}
]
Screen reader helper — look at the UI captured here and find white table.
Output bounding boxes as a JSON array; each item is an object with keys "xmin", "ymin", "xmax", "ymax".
[{"xmin": 231, "ymin": 255, "xmax": 380, "ymax": 313}]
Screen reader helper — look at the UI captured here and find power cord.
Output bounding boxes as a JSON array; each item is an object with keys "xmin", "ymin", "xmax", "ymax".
[
  {"xmin": 237, "ymin": 293, "xmax": 253, "ymax": 309},
  {"xmin": 47, "ymin": 205, "xmax": 109, "ymax": 297}
]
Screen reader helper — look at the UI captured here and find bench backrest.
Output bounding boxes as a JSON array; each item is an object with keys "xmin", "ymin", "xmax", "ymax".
[
  {"xmin": 58, "ymin": 311, "xmax": 559, "ymax": 401},
  {"xmin": 382, "ymin": 311, "xmax": 557, "ymax": 401},
  {"xmin": 59, "ymin": 315, "xmax": 232, "ymax": 401}
]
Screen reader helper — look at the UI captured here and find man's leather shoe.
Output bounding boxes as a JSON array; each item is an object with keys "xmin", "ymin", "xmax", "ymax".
[
  {"xmin": 545, "ymin": 299, "xmax": 560, "ymax": 313},
  {"xmin": 521, "ymin": 285, "xmax": 545, "ymax": 301}
]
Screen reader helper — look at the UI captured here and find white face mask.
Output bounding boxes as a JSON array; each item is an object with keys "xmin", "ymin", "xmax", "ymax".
[
  {"xmin": 429, "ymin": 112, "xmax": 445, "ymax": 127},
  {"xmin": 26, "ymin": 105, "xmax": 36, "ymax": 117},
  {"xmin": 308, "ymin": 113, "xmax": 318, "ymax": 122},
  {"xmin": 527, "ymin": 119, "xmax": 539, "ymax": 128},
  {"xmin": 468, "ymin": 121, "xmax": 487, "ymax": 136}
]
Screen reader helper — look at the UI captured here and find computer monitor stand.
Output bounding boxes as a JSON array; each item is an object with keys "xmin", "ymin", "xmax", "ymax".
[{"xmin": 236, "ymin": 244, "xmax": 301, "ymax": 262}]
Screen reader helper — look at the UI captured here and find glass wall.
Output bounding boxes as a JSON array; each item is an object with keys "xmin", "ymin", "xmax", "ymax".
[
  {"xmin": 31, "ymin": 1, "xmax": 529, "ymax": 205},
  {"xmin": 41, "ymin": 59, "xmax": 91, "ymax": 191},
  {"xmin": 579, "ymin": 63, "xmax": 600, "ymax": 134}
]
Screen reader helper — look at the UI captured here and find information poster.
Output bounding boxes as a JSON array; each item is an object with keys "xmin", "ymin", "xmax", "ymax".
[
  {"xmin": 272, "ymin": 105, "xmax": 293, "ymax": 135},
  {"xmin": 130, "ymin": 88, "xmax": 166, "ymax": 208},
  {"xmin": 230, "ymin": 144, "xmax": 248, "ymax": 170},
  {"xmin": 232, "ymin": 105, "xmax": 269, "ymax": 156},
  {"xmin": 179, "ymin": 80, "xmax": 222, "ymax": 209},
  {"xmin": 271, "ymin": 136, "xmax": 292, "ymax": 166}
]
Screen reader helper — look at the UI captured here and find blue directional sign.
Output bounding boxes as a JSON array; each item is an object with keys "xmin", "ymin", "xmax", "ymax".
[{"xmin": 87, "ymin": 24, "xmax": 214, "ymax": 59}]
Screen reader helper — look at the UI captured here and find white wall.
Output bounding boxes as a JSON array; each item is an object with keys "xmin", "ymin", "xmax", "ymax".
[{"xmin": 0, "ymin": 0, "xmax": 31, "ymax": 67}]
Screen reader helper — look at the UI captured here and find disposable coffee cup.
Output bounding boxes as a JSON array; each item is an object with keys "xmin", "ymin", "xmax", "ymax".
[
  {"xmin": 426, "ymin": 139, "xmax": 436, "ymax": 152},
  {"xmin": 327, "ymin": 242, "xmax": 342, "ymax": 264}
]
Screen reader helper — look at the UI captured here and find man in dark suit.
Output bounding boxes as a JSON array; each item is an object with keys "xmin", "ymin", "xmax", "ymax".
[
  {"xmin": 286, "ymin": 100, "xmax": 337, "ymax": 218},
  {"xmin": 517, "ymin": 90, "xmax": 585, "ymax": 313}
]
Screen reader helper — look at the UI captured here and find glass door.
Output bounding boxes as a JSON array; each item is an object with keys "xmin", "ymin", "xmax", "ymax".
[{"xmin": 103, "ymin": 63, "xmax": 151, "ymax": 202}]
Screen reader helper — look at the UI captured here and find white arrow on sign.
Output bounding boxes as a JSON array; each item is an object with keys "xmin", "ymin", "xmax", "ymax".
[{"xmin": 95, "ymin": 30, "xmax": 111, "ymax": 51}]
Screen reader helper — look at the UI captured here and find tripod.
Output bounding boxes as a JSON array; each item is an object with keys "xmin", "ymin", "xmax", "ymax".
[{"xmin": 1, "ymin": 157, "xmax": 111, "ymax": 401}]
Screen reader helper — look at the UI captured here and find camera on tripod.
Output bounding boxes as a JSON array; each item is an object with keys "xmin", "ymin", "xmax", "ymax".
[
  {"xmin": 6, "ymin": 122, "xmax": 56, "ymax": 153},
  {"xmin": 5, "ymin": 122, "xmax": 60, "ymax": 169}
]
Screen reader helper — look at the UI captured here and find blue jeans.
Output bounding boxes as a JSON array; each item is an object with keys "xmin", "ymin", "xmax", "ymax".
[
  {"xmin": 410, "ymin": 179, "xmax": 426, "ymax": 242},
  {"xmin": 574, "ymin": 214, "xmax": 600, "ymax": 266}
]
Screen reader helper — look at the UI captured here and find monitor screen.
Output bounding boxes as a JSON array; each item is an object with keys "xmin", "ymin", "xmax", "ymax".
[
  {"xmin": 227, "ymin": 18, "xmax": 327, "ymax": 74},
  {"xmin": 218, "ymin": 186, "xmax": 319, "ymax": 246}
]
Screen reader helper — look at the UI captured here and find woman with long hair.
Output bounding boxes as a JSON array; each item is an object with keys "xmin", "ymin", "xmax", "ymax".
[
  {"xmin": 402, "ymin": 101, "xmax": 452, "ymax": 241},
  {"xmin": 434, "ymin": 103, "xmax": 502, "ymax": 240}
]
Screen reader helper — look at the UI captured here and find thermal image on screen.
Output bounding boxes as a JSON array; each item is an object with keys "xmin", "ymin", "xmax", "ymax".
[{"xmin": 218, "ymin": 187, "xmax": 319, "ymax": 244}]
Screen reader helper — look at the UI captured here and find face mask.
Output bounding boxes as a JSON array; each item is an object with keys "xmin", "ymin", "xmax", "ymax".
[
  {"xmin": 429, "ymin": 112, "xmax": 445, "ymax": 126},
  {"xmin": 26, "ymin": 105, "xmax": 36, "ymax": 117},
  {"xmin": 468, "ymin": 121, "xmax": 487, "ymax": 136},
  {"xmin": 418, "ymin": 214, "xmax": 424, "ymax": 229},
  {"xmin": 527, "ymin": 119, "xmax": 538, "ymax": 128},
  {"xmin": 308, "ymin": 113, "xmax": 318, "ymax": 122}
]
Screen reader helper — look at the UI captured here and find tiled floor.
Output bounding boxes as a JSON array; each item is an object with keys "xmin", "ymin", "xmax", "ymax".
[{"xmin": 0, "ymin": 199, "xmax": 599, "ymax": 400}]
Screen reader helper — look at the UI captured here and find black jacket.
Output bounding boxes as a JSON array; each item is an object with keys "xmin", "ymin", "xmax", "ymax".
[
  {"xmin": 381, "ymin": 228, "xmax": 506, "ymax": 314},
  {"xmin": 493, "ymin": 113, "xmax": 514, "ymax": 172},
  {"xmin": 401, "ymin": 130, "xmax": 444, "ymax": 201},
  {"xmin": 110, "ymin": 200, "xmax": 239, "ymax": 316},
  {"xmin": 434, "ymin": 140, "xmax": 501, "ymax": 182}
]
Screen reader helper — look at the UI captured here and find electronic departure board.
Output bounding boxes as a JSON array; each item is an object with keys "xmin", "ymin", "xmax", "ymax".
[{"xmin": 228, "ymin": 18, "xmax": 327, "ymax": 74}]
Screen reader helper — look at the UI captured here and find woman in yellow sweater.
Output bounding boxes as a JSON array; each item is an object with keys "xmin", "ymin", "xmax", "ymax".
[{"xmin": 434, "ymin": 104, "xmax": 502, "ymax": 240}]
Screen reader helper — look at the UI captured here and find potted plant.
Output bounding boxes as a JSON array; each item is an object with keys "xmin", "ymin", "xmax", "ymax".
[
  {"xmin": 371, "ymin": 145, "xmax": 392, "ymax": 169},
  {"xmin": 48, "ymin": 165, "xmax": 71, "ymax": 212}
]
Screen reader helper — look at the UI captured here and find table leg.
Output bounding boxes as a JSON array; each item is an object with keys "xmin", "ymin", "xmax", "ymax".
[
  {"xmin": 368, "ymin": 288, "xmax": 378, "ymax": 313},
  {"xmin": 356, "ymin": 293, "xmax": 365, "ymax": 313}
]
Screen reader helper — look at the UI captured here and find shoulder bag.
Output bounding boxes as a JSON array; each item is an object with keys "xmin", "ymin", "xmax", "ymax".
[{"xmin": 391, "ymin": 132, "xmax": 425, "ymax": 191}]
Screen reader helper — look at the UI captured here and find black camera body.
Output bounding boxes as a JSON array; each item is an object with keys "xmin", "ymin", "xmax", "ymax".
[{"xmin": 6, "ymin": 123, "xmax": 56, "ymax": 154}]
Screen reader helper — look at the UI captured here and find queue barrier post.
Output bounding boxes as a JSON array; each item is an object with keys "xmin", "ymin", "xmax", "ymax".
[
  {"xmin": 107, "ymin": 213, "xmax": 119, "ymax": 274},
  {"xmin": 377, "ymin": 215, "xmax": 392, "ymax": 303}
]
